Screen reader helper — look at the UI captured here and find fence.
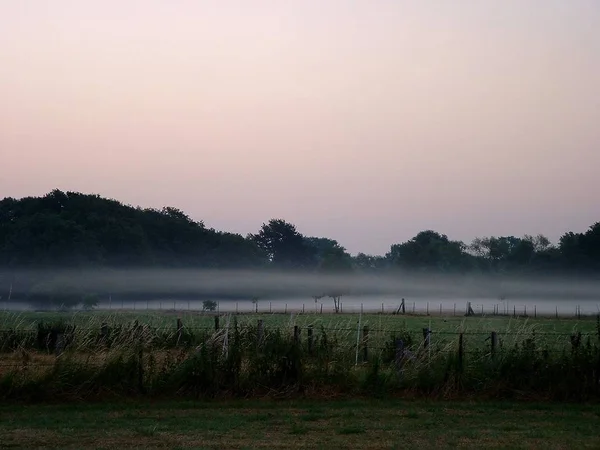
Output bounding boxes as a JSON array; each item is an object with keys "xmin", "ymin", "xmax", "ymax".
[
  {"xmin": 6, "ymin": 297, "xmax": 594, "ymax": 319},
  {"xmin": 1, "ymin": 314, "xmax": 597, "ymax": 356}
]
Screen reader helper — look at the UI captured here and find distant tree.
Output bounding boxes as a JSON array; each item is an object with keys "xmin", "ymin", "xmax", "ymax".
[
  {"xmin": 250, "ymin": 219, "xmax": 317, "ymax": 269},
  {"xmin": 318, "ymin": 246, "xmax": 353, "ymax": 274},
  {"xmin": 352, "ymin": 253, "xmax": 387, "ymax": 272},
  {"xmin": 81, "ymin": 293, "xmax": 99, "ymax": 311},
  {"xmin": 388, "ymin": 230, "xmax": 469, "ymax": 272},
  {"xmin": 202, "ymin": 300, "xmax": 217, "ymax": 312}
]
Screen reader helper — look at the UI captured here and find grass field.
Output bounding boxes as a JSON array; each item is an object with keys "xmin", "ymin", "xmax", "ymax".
[
  {"xmin": 0, "ymin": 399, "xmax": 599, "ymax": 449},
  {"xmin": 2, "ymin": 309, "xmax": 597, "ymax": 335}
]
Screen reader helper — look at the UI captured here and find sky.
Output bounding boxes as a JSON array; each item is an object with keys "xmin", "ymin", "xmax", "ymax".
[{"xmin": 1, "ymin": 1, "xmax": 599, "ymax": 255}]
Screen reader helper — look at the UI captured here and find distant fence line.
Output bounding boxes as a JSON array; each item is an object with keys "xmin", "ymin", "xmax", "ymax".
[{"xmin": 3, "ymin": 298, "xmax": 599, "ymax": 318}]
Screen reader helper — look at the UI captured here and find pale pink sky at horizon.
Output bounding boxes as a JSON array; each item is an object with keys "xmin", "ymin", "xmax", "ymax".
[{"xmin": 1, "ymin": 1, "xmax": 599, "ymax": 255}]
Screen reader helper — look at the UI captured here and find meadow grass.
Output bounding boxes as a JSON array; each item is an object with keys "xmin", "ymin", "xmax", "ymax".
[
  {"xmin": 0, "ymin": 309, "xmax": 598, "ymax": 403},
  {"xmin": 1, "ymin": 309, "xmax": 597, "ymax": 334},
  {"xmin": 0, "ymin": 398, "xmax": 599, "ymax": 449}
]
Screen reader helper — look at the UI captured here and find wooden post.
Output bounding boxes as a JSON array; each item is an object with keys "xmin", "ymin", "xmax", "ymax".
[
  {"xmin": 255, "ymin": 302, "xmax": 258, "ymax": 313},
  {"xmin": 303, "ymin": 303, "xmax": 305, "ymax": 314},
  {"xmin": 458, "ymin": 333, "xmax": 464, "ymax": 372},
  {"xmin": 176, "ymin": 318, "xmax": 183, "ymax": 345},
  {"xmin": 513, "ymin": 305, "xmax": 516, "ymax": 318},
  {"xmin": 294, "ymin": 325, "xmax": 300, "ymax": 345},
  {"xmin": 422, "ymin": 328, "xmax": 430, "ymax": 349},
  {"xmin": 439, "ymin": 303, "xmax": 442, "ymax": 316},
  {"xmin": 100, "ymin": 322, "xmax": 108, "ymax": 345},
  {"xmin": 257, "ymin": 319, "xmax": 264, "ymax": 347},
  {"xmin": 401, "ymin": 298, "xmax": 406, "ymax": 314},
  {"xmin": 320, "ymin": 303, "xmax": 323, "ymax": 314},
  {"xmin": 362, "ymin": 326, "xmax": 369, "ymax": 362},
  {"xmin": 214, "ymin": 316, "xmax": 220, "ymax": 331},
  {"xmin": 395, "ymin": 339, "xmax": 404, "ymax": 374},
  {"xmin": 307, "ymin": 325, "xmax": 314, "ymax": 355},
  {"xmin": 270, "ymin": 302, "xmax": 272, "ymax": 313},
  {"xmin": 491, "ymin": 331, "xmax": 498, "ymax": 358}
]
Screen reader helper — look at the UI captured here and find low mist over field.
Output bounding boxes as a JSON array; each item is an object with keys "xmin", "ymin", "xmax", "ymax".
[{"xmin": 2, "ymin": 268, "xmax": 599, "ymax": 302}]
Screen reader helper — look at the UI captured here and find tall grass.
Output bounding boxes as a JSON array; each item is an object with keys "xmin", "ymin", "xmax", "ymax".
[{"xmin": 0, "ymin": 314, "xmax": 599, "ymax": 402}]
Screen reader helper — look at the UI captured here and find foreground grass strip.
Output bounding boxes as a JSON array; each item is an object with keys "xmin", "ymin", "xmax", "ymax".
[{"xmin": 0, "ymin": 399, "xmax": 599, "ymax": 449}]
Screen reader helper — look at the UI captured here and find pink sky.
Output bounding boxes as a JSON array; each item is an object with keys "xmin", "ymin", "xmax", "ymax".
[{"xmin": 1, "ymin": 1, "xmax": 599, "ymax": 255}]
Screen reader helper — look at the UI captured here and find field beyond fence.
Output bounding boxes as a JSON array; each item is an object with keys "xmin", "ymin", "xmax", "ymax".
[{"xmin": 0, "ymin": 311, "xmax": 599, "ymax": 402}]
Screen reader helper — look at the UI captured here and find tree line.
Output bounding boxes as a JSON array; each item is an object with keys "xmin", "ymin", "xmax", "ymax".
[{"xmin": 1, "ymin": 189, "xmax": 598, "ymax": 275}]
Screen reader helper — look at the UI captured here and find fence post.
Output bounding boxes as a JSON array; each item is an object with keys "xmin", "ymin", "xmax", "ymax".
[
  {"xmin": 513, "ymin": 305, "xmax": 516, "ymax": 318},
  {"xmin": 422, "ymin": 328, "xmax": 430, "ymax": 349},
  {"xmin": 395, "ymin": 339, "xmax": 404, "ymax": 374},
  {"xmin": 466, "ymin": 302, "xmax": 474, "ymax": 316},
  {"xmin": 491, "ymin": 331, "xmax": 497, "ymax": 359},
  {"xmin": 308, "ymin": 325, "xmax": 313, "ymax": 355},
  {"xmin": 401, "ymin": 298, "xmax": 406, "ymax": 314},
  {"xmin": 458, "ymin": 333, "xmax": 464, "ymax": 372},
  {"xmin": 555, "ymin": 306, "xmax": 558, "ymax": 319},
  {"xmin": 439, "ymin": 303, "xmax": 442, "ymax": 316},
  {"xmin": 382, "ymin": 303, "xmax": 384, "ymax": 313},
  {"xmin": 362, "ymin": 326, "xmax": 369, "ymax": 362},
  {"xmin": 214, "ymin": 316, "xmax": 220, "ymax": 331},
  {"xmin": 453, "ymin": 303, "xmax": 456, "ymax": 316},
  {"xmin": 100, "ymin": 322, "xmax": 108, "ymax": 345},
  {"xmin": 534, "ymin": 305, "xmax": 536, "ymax": 319},
  {"xmin": 320, "ymin": 304, "xmax": 323, "ymax": 314},
  {"xmin": 303, "ymin": 304, "xmax": 305, "ymax": 314},
  {"xmin": 257, "ymin": 319, "xmax": 264, "ymax": 348},
  {"xmin": 176, "ymin": 318, "xmax": 183, "ymax": 346},
  {"xmin": 270, "ymin": 302, "xmax": 272, "ymax": 313},
  {"xmin": 294, "ymin": 325, "xmax": 300, "ymax": 345}
]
